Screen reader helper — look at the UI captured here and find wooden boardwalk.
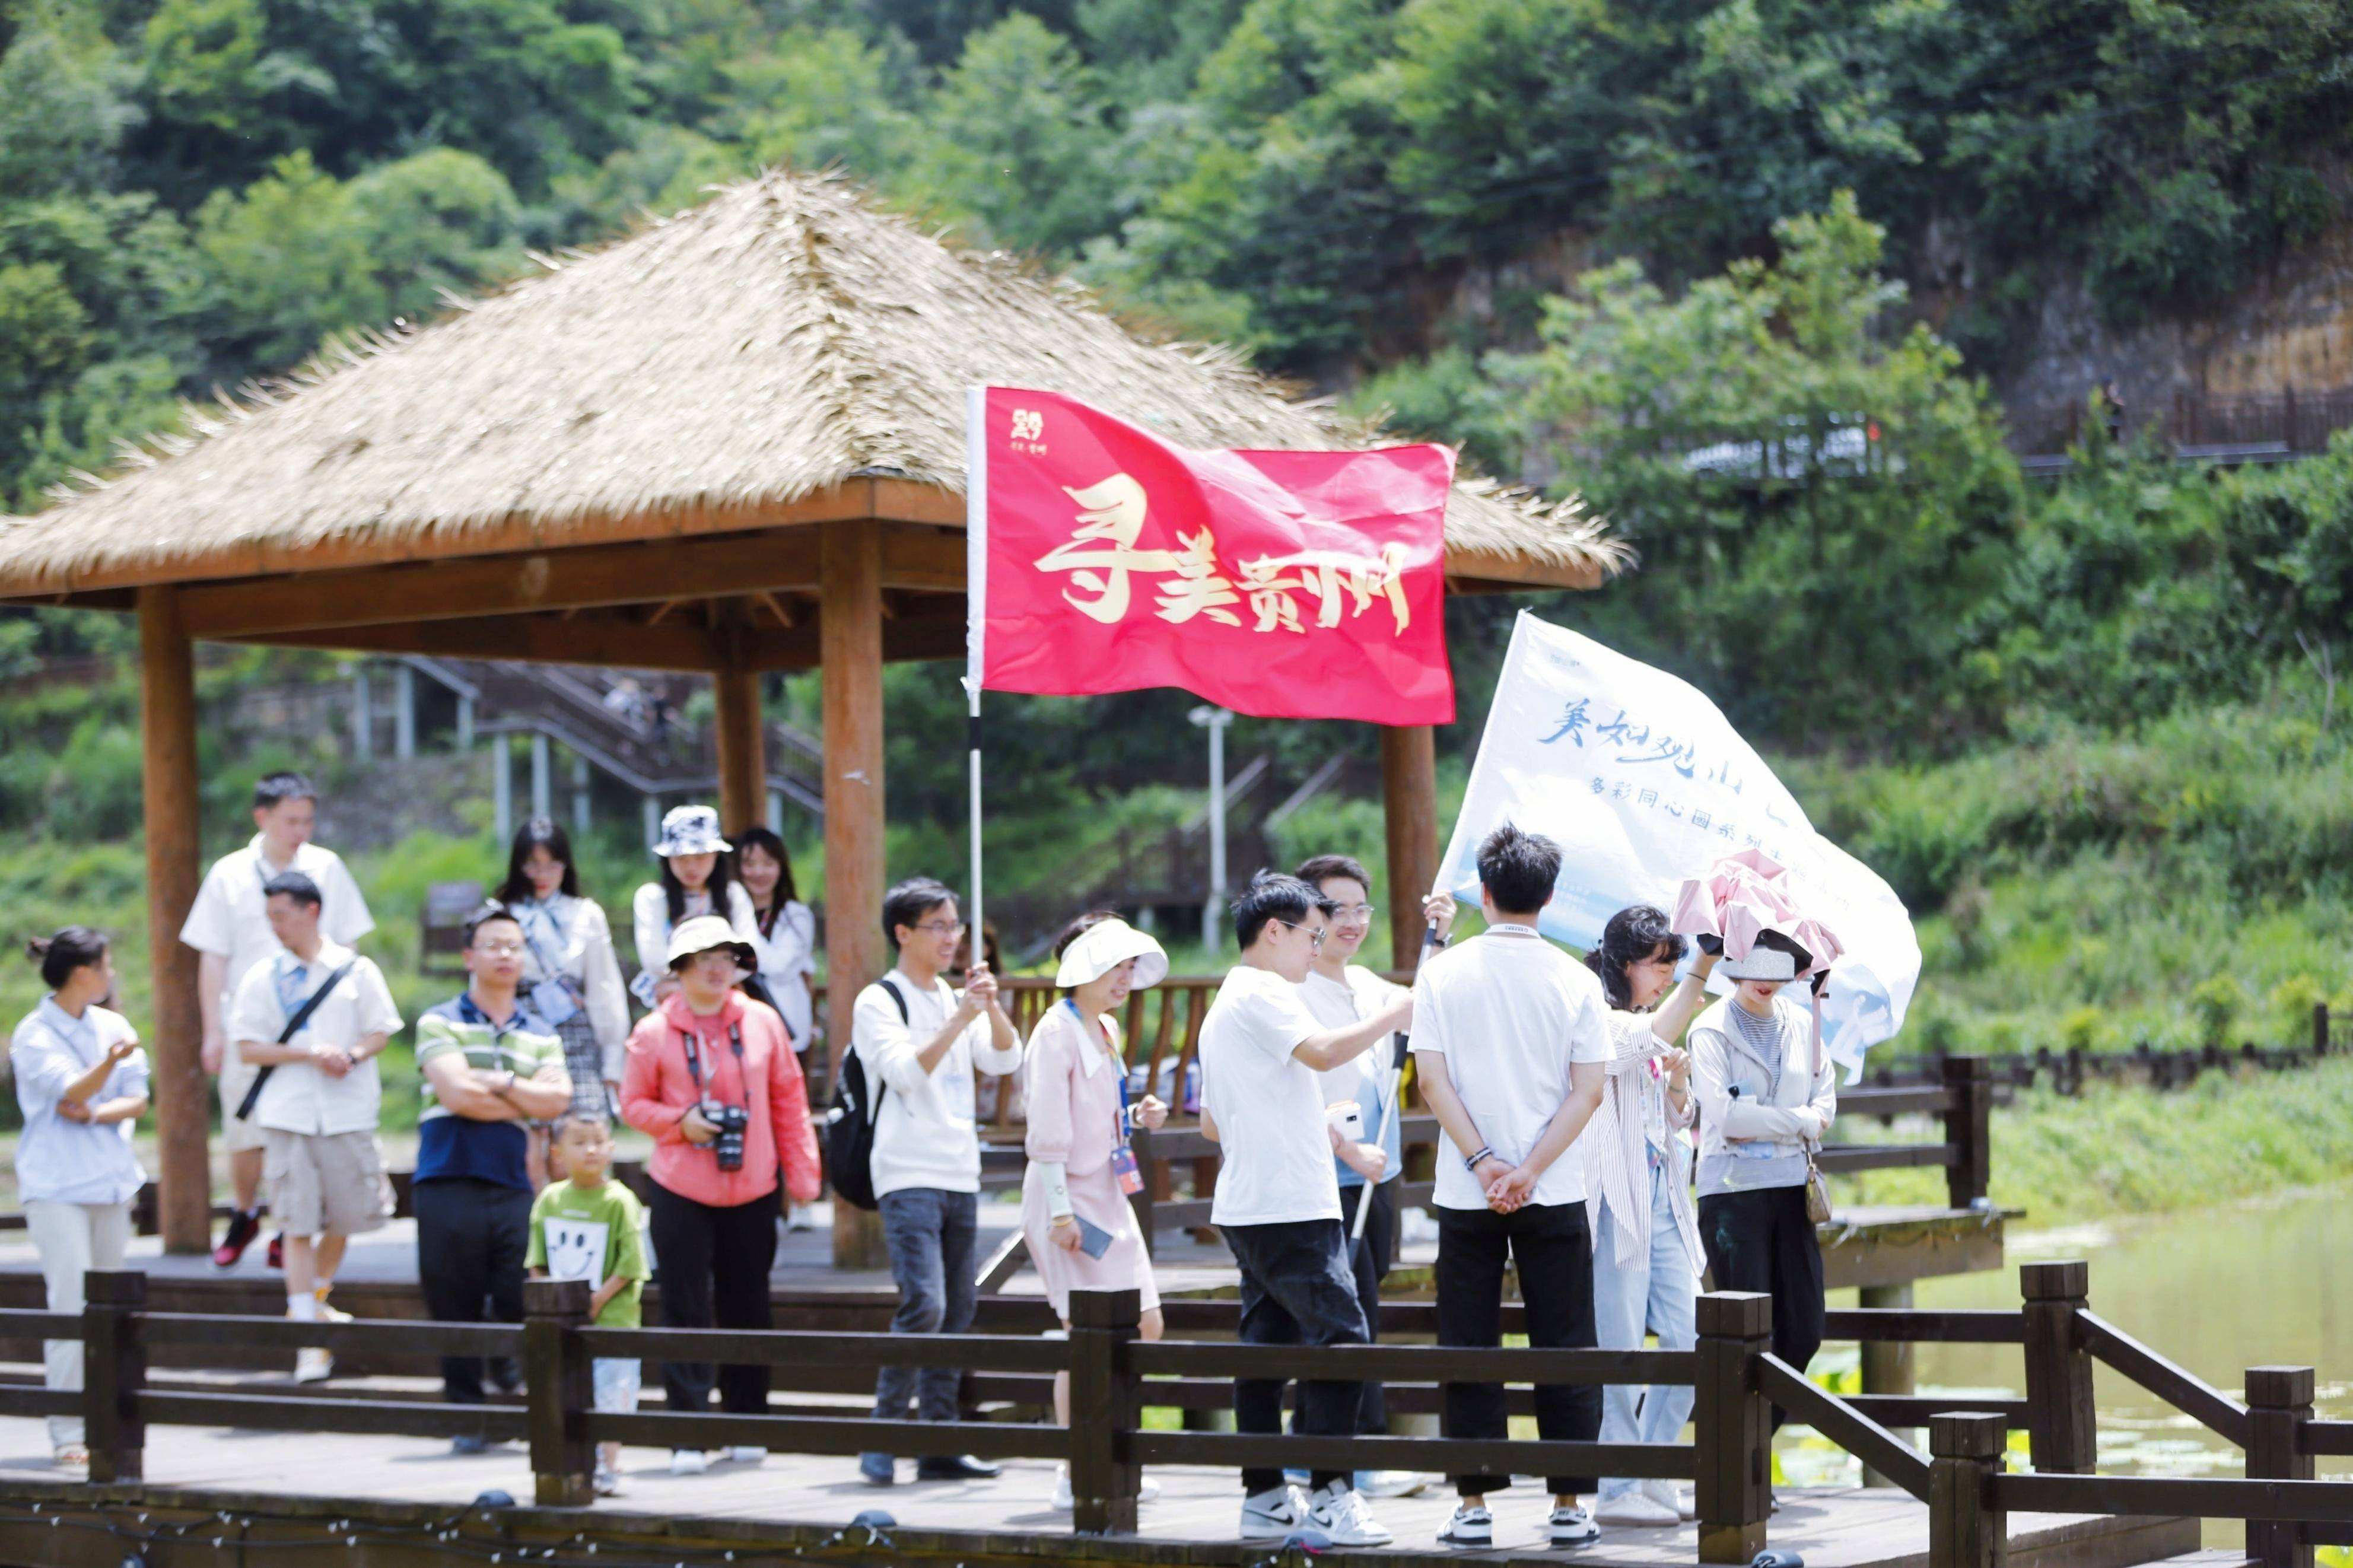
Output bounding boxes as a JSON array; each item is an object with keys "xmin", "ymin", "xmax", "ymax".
[{"xmin": 0, "ymin": 1416, "xmax": 2197, "ymax": 1568}]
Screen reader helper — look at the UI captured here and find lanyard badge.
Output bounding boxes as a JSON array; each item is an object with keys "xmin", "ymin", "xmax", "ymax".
[{"xmin": 1108, "ymin": 1042, "xmax": 1144, "ymax": 1195}]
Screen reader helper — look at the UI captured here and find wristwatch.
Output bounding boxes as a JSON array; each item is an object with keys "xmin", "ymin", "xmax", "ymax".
[{"xmin": 1464, "ymin": 1144, "xmax": 1494, "ymax": 1171}]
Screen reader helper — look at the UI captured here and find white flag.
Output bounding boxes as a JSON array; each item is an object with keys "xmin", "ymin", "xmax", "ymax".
[{"xmin": 1435, "ymin": 611, "xmax": 1919, "ymax": 1074}]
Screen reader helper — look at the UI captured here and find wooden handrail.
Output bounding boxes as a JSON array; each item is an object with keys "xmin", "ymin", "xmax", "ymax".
[
  {"xmin": 2077, "ymin": 1309, "xmax": 2250, "ymax": 1446},
  {"xmin": 1754, "ymin": 1353, "xmax": 1932, "ymax": 1501}
]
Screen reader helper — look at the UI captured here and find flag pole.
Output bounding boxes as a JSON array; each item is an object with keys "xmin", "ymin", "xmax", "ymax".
[
  {"xmin": 1351, "ymin": 912, "xmax": 1441, "ymax": 1245},
  {"xmin": 964, "ymin": 386, "xmax": 990, "ymax": 963}
]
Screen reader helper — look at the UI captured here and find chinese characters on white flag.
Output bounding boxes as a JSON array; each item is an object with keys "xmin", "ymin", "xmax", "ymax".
[{"xmin": 1435, "ymin": 611, "xmax": 1920, "ymax": 1075}]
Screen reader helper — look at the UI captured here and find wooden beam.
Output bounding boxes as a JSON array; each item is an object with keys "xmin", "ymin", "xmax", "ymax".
[
  {"xmin": 713, "ymin": 664, "xmax": 765, "ymax": 839},
  {"xmin": 1442, "ymin": 546, "xmax": 1609, "ymax": 591},
  {"xmin": 226, "ymin": 615, "xmax": 751, "ymax": 672},
  {"xmin": 138, "ymin": 587, "xmax": 211, "ymax": 1254},
  {"xmin": 821, "ymin": 521, "xmax": 888, "ymax": 1272},
  {"xmin": 1380, "ymin": 724, "xmax": 1441, "ymax": 971}
]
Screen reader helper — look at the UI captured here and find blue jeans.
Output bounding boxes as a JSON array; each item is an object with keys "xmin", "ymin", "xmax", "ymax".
[
  {"xmin": 1592, "ymin": 1156, "xmax": 1698, "ymax": 1500},
  {"xmin": 870, "ymin": 1188, "xmax": 978, "ymax": 1432}
]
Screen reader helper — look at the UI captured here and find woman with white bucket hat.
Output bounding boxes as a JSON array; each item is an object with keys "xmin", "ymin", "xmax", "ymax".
[{"xmin": 1022, "ymin": 911, "xmax": 1172, "ymax": 1511}]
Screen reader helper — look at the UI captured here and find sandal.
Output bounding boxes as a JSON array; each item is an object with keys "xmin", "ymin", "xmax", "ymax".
[{"xmin": 53, "ymin": 1445, "xmax": 88, "ymax": 1471}]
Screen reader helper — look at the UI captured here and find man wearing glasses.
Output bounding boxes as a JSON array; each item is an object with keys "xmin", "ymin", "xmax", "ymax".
[
  {"xmin": 851, "ymin": 877, "xmax": 1020, "ymax": 1487},
  {"xmin": 1197, "ymin": 872, "xmax": 1413, "ymax": 1547}
]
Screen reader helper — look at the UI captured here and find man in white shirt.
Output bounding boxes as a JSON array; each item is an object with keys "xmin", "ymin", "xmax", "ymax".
[
  {"xmin": 849, "ymin": 876, "xmax": 1019, "ymax": 1488},
  {"xmin": 1293, "ymin": 854, "xmax": 1455, "ymax": 1500},
  {"xmin": 1198, "ymin": 871, "xmax": 1411, "ymax": 1548},
  {"xmin": 1411, "ymin": 823, "xmax": 1612, "ymax": 1548},
  {"xmin": 228, "ymin": 872, "xmax": 401, "ymax": 1383},
  {"xmin": 181, "ymin": 771, "xmax": 374, "ymax": 1267}
]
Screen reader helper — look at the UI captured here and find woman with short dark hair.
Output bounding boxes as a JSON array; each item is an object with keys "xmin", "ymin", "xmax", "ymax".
[
  {"xmin": 1581, "ymin": 905, "xmax": 1716, "ymax": 1527},
  {"xmin": 499, "ymin": 818, "xmax": 631, "ymax": 1117},
  {"xmin": 10, "ymin": 928, "xmax": 150, "ymax": 1470}
]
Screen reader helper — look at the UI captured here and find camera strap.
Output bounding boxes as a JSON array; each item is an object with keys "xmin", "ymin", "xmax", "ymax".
[{"xmin": 678, "ymin": 1020, "xmax": 746, "ymax": 1105}]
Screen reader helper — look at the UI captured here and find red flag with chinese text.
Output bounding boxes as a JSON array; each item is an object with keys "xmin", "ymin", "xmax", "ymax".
[{"xmin": 965, "ymin": 387, "xmax": 1456, "ymax": 724}]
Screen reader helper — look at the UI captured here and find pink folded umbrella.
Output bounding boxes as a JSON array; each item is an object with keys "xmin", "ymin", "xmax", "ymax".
[{"xmin": 1671, "ymin": 848, "xmax": 1845, "ymax": 977}]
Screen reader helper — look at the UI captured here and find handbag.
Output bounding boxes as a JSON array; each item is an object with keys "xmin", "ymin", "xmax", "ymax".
[{"xmin": 1802, "ymin": 987, "xmax": 1833, "ymax": 1224}]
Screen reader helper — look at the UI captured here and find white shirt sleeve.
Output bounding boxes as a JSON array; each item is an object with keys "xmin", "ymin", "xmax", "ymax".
[
  {"xmin": 180, "ymin": 861, "xmax": 236, "ymax": 956},
  {"xmin": 9, "ymin": 1017, "xmax": 77, "ymax": 1106},
  {"xmin": 1407, "ymin": 966, "xmax": 1447, "ymax": 1057},
  {"xmin": 98, "ymin": 1010, "xmax": 151, "ymax": 1101},
  {"xmin": 854, "ymin": 982, "xmax": 928, "ymax": 1097},
  {"xmin": 352, "ymin": 959, "xmax": 403, "ymax": 1039},
  {"xmin": 578, "ymin": 902, "xmax": 632, "ymax": 1081},
  {"xmin": 319, "ymin": 853, "xmax": 375, "ymax": 945},
  {"xmin": 1567, "ymin": 973, "xmax": 1614, "ymax": 1064},
  {"xmin": 631, "ymin": 882, "xmax": 668, "ymax": 985},
  {"xmin": 966, "ymin": 1007, "xmax": 1020, "ymax": 1076},
  {"xmin": 1251, "ymin": 979, "xmax": 1323, "ymax": 1064},
  {"xmin": 227, "ymin": 960, "xmax": 281, "ymax": 1048}
]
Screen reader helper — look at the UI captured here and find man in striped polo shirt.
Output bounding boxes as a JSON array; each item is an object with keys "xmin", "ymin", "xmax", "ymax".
[{"xmin": 413, "ymin": 902, "xmax": 573, "ymax": 1444}]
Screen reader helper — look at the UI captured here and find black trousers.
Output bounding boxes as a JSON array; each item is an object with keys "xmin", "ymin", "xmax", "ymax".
[
  {"xmin": 1338, "ymin": 1181, "xmax": 1396, "ymax": 1434},
  {"xmin": 1436, "ymin": 1201, "xmax": 1601, "ymax": 1498},
  {"xmin": 1223, "ymin": 1217, "xmax": 1369, "ymax": 1496},
  {"xmin": 647, "ymin": 1182, "xmax": 781, "ymax": 1417},
  {"xmin": 414, "ymin": 1178, "xmax": 532, "ymax": 1404},
  {"xmin": 1699, "ymin": 1184, "xmax": 1826, "ymax": 1433}
]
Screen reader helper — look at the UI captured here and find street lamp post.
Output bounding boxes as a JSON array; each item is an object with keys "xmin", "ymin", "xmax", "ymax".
[{"xmin": 1189, "ymin": 705, "xmax": 1235, "ymax": 952}]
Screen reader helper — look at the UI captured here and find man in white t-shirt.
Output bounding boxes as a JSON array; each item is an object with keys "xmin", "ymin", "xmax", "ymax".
[
  {"xmin": 227, "ymin": 872, "xmax": 402, "ymax": 1383},
  {"xmin": 1198, "ymin": 872, "xmax": 1412, "ymax": 1547},
  {"xmin": 1293, "ymin": 853, "xmax": 1457, "ymax": 1500},
  {"xmin": 1410, "ymin": 823, "xmax": 1612, "ymax": 1549},
  {"xmin": 849, "ymin": 876, "xmax": 1019, "ymax": 1489},
  {"xmin": 180, "ymin": 771, "xmax": 374, "ymax": 1268}
]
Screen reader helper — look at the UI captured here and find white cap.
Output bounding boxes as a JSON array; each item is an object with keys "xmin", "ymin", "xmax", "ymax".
[
  {"xmin": 665, "ymin": 914, "xmax": 755, "ymax": 972},
  {"xmin": 1053, "ymin": 918, "xmax": 1170, "ymax": 990}
]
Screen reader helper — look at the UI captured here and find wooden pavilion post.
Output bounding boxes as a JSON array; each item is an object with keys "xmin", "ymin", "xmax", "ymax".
[
  {"xmin": 713, "ymin": 663, "xmax": 765, "ymax": 837},
  {"xmin": 136, "ymin": 588, "xmax": 211, "ymax": 1253},
  {"xmin": 1380, "ymin": 723, "xmax": 1439, "ymax": 969},
  {"xmin": 822, "ymin": 522, "xmax": 889, "ymax": 1270}
]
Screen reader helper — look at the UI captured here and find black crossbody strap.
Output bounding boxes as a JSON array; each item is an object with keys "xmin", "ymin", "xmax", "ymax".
[{"xmin": 235, "ymin": 960, "xmax": 357, "ymax": 1121}]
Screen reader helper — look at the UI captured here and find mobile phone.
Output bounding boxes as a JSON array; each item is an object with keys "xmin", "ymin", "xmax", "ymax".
[
  {"xmin": 1073, "ymin": 1213, "xmax": 1115, "ymax": 1260},
  {"xmin": 1326, "ymin": 1102, "xmax": 1365, "ymax": 1142}
]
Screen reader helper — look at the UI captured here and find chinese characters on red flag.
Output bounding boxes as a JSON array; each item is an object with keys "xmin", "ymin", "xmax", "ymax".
[{"xmin": 965, "ymin": 386, "xmax": 1457, "ymax": 724}]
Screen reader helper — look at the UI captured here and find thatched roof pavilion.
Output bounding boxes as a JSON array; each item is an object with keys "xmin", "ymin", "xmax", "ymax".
[{"xmin": 0, "ymin": 169, "xmax": 1621, "ymax": 1257}]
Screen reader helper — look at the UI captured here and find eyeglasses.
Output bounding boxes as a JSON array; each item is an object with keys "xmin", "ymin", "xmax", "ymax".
[
  {"xmin": 472, "ymin": 941, "xmax": 526, "ymax": 957},
  {"xmin": 1273, "ymin": 919, "xmax": 1328, "ymax": 949},
  {"xmin": 1331, "ymin": 904, "xmax": 1376, "ymax": 923},
  {"xmin": 914, "ymin": 920, "xmax": 969, "ymax": 938}
]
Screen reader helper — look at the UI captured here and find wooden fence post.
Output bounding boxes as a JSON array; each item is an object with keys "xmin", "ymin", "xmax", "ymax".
[
  {"xmin": 1695, "ymin": 1292, "xmax": 1773, "ymax": 1564},
  {"xmin": 1067, "ymin": 1287, "xmax": 1142, "ymax": 1535},
  {"xmin": 2245, "ymin": 1365, "xmax": 2316, "ymax": 1568},
  {"xmin": 83, "ymin": 1269, "xmax": 147, "ymax": 1484},
  {"xmin": 2018, "ymin": 1261, "xmax": 2096, "ymax": 1474},
  {"xmin": 1928, "ymin": 1412, "xmax": 2008, "ymax": 1568},
  {"xmin": 524, "ymin": 1278, "xmax": 595, "ymax": 1506},
  {"xmin": 1942, "ymin": 1056, "xmax": 1992, "ymax": 1208},
  {"xmin": 2314, "ymin": 1002, "xmax": 2330, "ymax": 1058},
  {"xmin": 1859, "ymin": 1281, "xmax": 1915, "ymax": 1487}
]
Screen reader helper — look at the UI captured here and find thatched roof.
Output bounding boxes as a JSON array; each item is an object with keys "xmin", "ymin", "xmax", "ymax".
[{"xmin": 0, "ymin": 170, "xmax": 1621, "ymax": 597}]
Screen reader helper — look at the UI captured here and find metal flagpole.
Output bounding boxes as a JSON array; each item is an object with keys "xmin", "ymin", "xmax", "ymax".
[
  {"xmin": 964, "ymin": 387, "xmax": 990, "ymax": 957},
  {"xmin": 1351, "ymin": 913, "xmax": 1442, "ymax": 1245}
]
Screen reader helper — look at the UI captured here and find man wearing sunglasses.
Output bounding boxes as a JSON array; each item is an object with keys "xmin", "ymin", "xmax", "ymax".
[{"xmin": 1197, "ymin": 872, "xmax": 1413, "ymax": 1547}]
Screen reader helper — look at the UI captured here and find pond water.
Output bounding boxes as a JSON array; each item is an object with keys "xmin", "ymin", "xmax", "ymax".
[{"xmin": 1782, "ymin": 1183, "xmax": 2353, "ymax": 1546}]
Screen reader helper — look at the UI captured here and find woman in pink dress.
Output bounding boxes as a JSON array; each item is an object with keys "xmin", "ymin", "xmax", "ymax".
[{"xmin": 1022, "ymin": 911, "xmax": 1170, "ymax": 1510}]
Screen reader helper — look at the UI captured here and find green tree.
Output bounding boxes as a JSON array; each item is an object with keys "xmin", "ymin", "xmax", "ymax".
[
  {"xmin": 917, "ymin": 14, "xmax": 1109, "ymax": 256},
  {"xmin": 0, "ymin": 1, "xmax": 139, "ymax": 201}
]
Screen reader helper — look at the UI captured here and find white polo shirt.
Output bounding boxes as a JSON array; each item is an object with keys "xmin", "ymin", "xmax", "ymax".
[
  {"xmin": 181, "ymin": 835, "xmax": 374, "ymax": 1014},
  {"xmin": 1409, "ymin": 924, "xmax": 1612, "ymax": 1211},
  {"xmin": 227, "ymin": 941, "xmax": 402, "ymax": 1136},
  {"xmin": 1200, "ymin": 963, "xmax": 1341, "ymax": 1227}
]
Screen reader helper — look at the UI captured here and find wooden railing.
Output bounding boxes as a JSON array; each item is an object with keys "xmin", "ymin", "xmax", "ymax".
[{"xmin": 10, "ymin": 1262, "xmax": 2351, "ymax": 1561}]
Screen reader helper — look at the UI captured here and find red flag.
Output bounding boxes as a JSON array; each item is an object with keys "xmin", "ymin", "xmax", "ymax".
[{"xmin": 965, "ymin": 387, "xmax": 1456, "ymax": 724}]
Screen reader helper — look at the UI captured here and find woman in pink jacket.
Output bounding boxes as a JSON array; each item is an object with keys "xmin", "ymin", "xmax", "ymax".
[
  {"xmin": 621, "ymin": 915, "xmax": 822, "ymax": 1475},
  {"xmin": 1022, "ymin": 912, "xmax": 1171, "ymax": 1510}
]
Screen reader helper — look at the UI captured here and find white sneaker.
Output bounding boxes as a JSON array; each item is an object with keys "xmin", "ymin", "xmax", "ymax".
[
  {"xmin": 1307, "ymin": 1481, "xmax": 1393, "ymax": 1548},
  {"xmin": 593, "ymin": 1464, "xmax": 621, "ymax": 1496},
  {"xmin": 1357, "ymin": 1470, "xmax": 1430, "ymax": 1498},
  {"xmin": 313, "ymin": 1294, "xmax": 352, "ymax": 1324},
  {"xmin": 1594, "ymin": 1491, "xmax": 1679, "ymax": 1526},
  {"xmin": 294, "ymin": 1347, "xmax": 334, "ymax": 1383},
  {"xmin": 1643, "ymin": 1478, "xmax": 1696, "ymax": 1521},
  {"xmin": 1548, "ymin": 1504, "xmax": 1600, "ymax": 1544},
  {"xmin": 1053, "ymin": 1466, "xmax": 1074, "ymax": 1511},
  {"xmin": 1435, "ymin": 1503, "xmax": 1492, "ymax": 1547},
  {"xmin": 669, "ymin": 1448, "xmax": 710, "ymax": 1475},
  {"xmin": 724, "ymin": 1446, "xmax": 765, "ymax": 1465},
  {"xmin": 1239, "ymin": 1484, "xmax": 1308, "ymax": 1539}
]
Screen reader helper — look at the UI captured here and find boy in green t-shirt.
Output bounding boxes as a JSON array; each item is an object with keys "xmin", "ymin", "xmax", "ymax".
[{"xmin": 527, "ymin": 1114, "xmax": 649, "ymax": 1495}]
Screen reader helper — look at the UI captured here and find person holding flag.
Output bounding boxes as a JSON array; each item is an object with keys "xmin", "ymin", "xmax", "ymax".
[
  {"xmin": 1292, "ymin": 855, "xmax": 1452, "ymax": 1499},
  {"xmin": 1020, "ymin": 911, "xmax": 1172, "ymax": 1512}
]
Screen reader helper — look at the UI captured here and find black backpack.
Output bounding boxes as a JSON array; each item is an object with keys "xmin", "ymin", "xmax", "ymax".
[{"xmin": 826, "ymin": 978, "xmax": 904, "ymax": 1212}]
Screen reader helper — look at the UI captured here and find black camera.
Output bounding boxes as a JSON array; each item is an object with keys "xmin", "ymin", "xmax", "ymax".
[{"xmin": 702, "ymin": 1099, "xmax": 748, "ymax": 1171}]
